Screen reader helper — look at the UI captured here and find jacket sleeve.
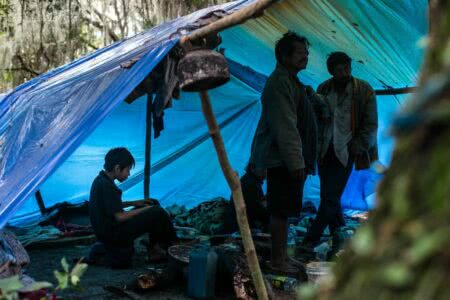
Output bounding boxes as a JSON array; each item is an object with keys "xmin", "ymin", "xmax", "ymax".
[
  {"xmin": 354, "ymin": 84, "xmax": 378, "ymax": 151},
  {"xmin": 249, "ymin": 119, "xmax": 266, "ymax": 171},
  {"xmin": 307, "ymin": 88, "xmax": 330, "ymax": 121},
  {"xmin": 263, "ymin": 78, "xmax": 304, "ymax": 171}
]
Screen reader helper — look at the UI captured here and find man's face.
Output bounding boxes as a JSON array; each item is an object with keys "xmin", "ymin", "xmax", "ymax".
[
  {"xmin": 332, "ymin": 63, "xmax": 352, "ymax": 83},
  {"xmin": 284, "ymin": 41, "xmax": 309, "ymax": 73},
  {"xmin": 115, "ymin": 165, "xmax": 131, "ymax": 182}
]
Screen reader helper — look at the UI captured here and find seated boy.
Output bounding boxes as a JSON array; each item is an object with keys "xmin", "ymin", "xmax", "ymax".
[{"xmin": 88, "ymin": 147, "xmax": 177, "ymax": 268}]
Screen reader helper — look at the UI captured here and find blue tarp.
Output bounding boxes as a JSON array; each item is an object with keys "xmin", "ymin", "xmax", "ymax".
[{"xmin": 0, "ymin": 0, "xmax": 428, "ymax": 227}]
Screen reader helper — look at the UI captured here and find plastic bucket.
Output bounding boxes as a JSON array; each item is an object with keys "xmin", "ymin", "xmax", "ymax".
[{"xmin": 305, "ymin": 261, "xmax": 334, "ymax": 284}]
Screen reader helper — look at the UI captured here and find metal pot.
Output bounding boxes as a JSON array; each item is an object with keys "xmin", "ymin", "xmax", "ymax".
[{"xmin": 177, "ymin": 49, "xmax": 230, "ymax": 92}]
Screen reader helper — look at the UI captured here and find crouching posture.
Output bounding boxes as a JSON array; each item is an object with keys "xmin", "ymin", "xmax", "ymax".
[{"xmin": 89, "ymin": 147, "xmax": 177, "ymax": 268}]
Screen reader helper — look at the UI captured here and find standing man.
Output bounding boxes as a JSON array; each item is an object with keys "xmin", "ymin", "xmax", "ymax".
[
  {"xmin": 251, "ymin": 32, "xmax": 319, "ymax": 273},
  {"xmin": 303, "ymin": 51, "xmax": 378, "ymax": 248}
]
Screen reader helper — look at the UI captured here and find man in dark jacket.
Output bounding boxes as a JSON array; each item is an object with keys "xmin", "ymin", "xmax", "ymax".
[
  {"xmin": 303, "ymin": 52, "xmax": 378, "ymax": 247},
  {"xmin": 251, "ymin": 32, "xmax": 322, "ymax": 273}
]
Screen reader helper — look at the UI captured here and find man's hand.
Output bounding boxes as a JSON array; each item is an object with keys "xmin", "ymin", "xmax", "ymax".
[
  {"xmin": 133, "ymin": 199, "xmax": 159, "ymax": 208},
  {"xmin": 290, "ymin": 168, "xmax": 305, "ymax": 182},
  {"xmin": 305, "ymin": 85, "xmax": 315, "ymax": 97},
  {"xmin": 349, "ymin": 139, "xmax": 364, "ymax": 156}
]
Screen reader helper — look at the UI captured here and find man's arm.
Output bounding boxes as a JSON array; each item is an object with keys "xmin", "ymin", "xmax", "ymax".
[
  {"xmin": 122, "ymin": 198, "xmax": 159, "ymax": 208},
  {"xmin": 351, "ymin": 85, "xmax": 378, "ymax": 153},
  {"xmin": 306, "ymin": 85, "xmax": 330, "ymax": 122}
]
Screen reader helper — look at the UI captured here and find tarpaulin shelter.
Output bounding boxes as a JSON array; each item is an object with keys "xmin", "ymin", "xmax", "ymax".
[{"xmin": 0, "ymin": 0, "xmax": 428, "ymax": 227}]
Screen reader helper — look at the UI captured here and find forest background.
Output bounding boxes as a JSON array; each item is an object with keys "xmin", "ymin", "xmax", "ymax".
[{"xmin": 0, "ymin": 0, "xmax": 225, "ymax": 93}]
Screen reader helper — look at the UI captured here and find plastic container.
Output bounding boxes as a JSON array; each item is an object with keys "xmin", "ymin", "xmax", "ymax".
[
  {"xmin": 314, "ymin": 241, "xmax": 331, "ymax": 261},
  {"xmin": 287, "ymin": 242, "xmax": 296, "ymax": 257},
  {"xmin": 187, "ymin": 245, "xmax": 218, "ymax": 299},
  {"xmin": 305, "ymin": 261, "xmax": 334, "ymax": 284},
  {"xmin": 265, "ymin": 274, "xmax": 298, "ymax": 292}
]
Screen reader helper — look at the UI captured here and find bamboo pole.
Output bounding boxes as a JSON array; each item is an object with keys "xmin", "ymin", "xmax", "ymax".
[
  {"xmin": 35, "ymin": 190, "xmax": 46, "ymax": 214},
  {"xmin": 180, "ymin": 0, "xmax": 275, "ymax": 45},
  {"xmin": 199, "ymin": 90, "xmax": 268, "ymax": 300},
  {"xmin": 179, "ymin": 2, "xmax": 276, "ymax": 298},
  {"xmin": 144, "ymin": 93, "xmax": 152, "ymax": 199}
]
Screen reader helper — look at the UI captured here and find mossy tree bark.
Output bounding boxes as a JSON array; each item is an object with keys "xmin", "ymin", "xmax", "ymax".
[{"xmin": 304, "ymin": 1, "xmax": 450, "ymax": 299}]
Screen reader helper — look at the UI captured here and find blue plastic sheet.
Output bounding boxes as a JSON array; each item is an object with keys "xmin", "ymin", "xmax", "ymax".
[
  {"xmin": 1, "ymin": 0, "xmax": 428, "ymax": 227},
  {"xmin": 0, "ymin": 0, "xmax": 256, "ymax": 227}
]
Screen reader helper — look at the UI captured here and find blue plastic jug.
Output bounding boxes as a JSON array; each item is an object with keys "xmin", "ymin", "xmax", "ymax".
[{"xmin": 187, "ymin": 245, "xmax": 218, "ymax": 299}]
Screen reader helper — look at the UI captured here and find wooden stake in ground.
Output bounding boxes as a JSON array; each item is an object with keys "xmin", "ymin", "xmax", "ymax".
[{"xmin": 199, "ymin": 90, "xmax": 269, "ymax": 300}]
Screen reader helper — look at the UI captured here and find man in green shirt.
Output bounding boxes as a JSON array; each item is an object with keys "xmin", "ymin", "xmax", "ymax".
[
  {"xmin": 303, "ymin": 51, "xmax": 378, "ymax": 248},
  {"xmin": 251, "ymin": 32, "xmax": 320, "ymax": 273}
]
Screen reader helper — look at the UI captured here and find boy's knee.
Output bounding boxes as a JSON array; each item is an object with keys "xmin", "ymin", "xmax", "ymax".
[{"xmin": 148, "ymin": 205, "xmax": 170, "ymax": 219}]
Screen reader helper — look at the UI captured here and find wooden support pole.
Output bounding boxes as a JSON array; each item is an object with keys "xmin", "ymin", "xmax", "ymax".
[
  {"xmin": 35, "ymin": 190, "xmax": 46, "ymax": 214},
  {"xmin": 144, "ymin": 93, "xmax": 152, "ymax": 199},
  {"xmin": 180, "ymin": 0, "xmax": 274, "ymax": 45},
  {"xmin": 375, "ymin": 86, "xmax": 417, "ymax": 96},
  {"xmin": 199, "ymin": 90, "xmax": 268, "ymax": 300}
]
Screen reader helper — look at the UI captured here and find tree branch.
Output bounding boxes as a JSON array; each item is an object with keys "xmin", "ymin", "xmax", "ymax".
[
  {"xmin": 81, "ymin": 15, "xmax": 119, "ymax": 42},
  {"xmin": 13, "ymin": 54, "xmax": 40, "ymax": 76}
]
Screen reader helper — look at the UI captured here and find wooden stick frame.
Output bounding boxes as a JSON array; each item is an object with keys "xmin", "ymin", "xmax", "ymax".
[
  {"xmin": 180, "ymin": 2, "xmax": 277, "ymax": 299},
  {"xmin": 199, "ymin": 91, "xmax": 269, "ymax": 300}
]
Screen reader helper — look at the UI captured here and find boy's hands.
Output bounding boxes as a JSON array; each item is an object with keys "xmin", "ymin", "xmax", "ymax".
[{"xmin": 133, "ymin": 198, "xmax": 159, "ymax": 208}]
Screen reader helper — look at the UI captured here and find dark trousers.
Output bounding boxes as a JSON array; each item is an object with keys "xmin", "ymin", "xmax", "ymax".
[
  {"xmin": 103, "ymin": 205, "xmax": 177, "ymax": 249},
  {"xmin": 305, "ymin": 146, "xmax": 353, "ymax": 244},
  {"xmin": 267, "ymin": 166, "xmax": 305, "ymax": 218}
]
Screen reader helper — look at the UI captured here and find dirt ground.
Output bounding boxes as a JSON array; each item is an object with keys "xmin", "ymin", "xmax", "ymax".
[
  {"xmin": 25, "ymin": 237, "xmax": 299, "ymax": 299},
  {"xmin": 25, "ymin": 239, "xmax": 192, "ymax": 300}
]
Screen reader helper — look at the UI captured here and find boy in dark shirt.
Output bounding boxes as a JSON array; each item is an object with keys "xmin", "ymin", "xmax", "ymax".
[{"xmin": 89, "ymin": 147, "xmax": 176, "ymax": 267}]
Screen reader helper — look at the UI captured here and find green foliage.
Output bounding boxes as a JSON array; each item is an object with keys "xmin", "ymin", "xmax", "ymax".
[
  {"xmin": 350, "ymin": 226, "xmax": 375, "ymax": 256},
  {"xmin": 297, "ymin": 283, "xmax": 319, "ymax": 300},
  {"xmin": 54, "ymin": 258, "xmax": 88, "ymax": 290},
  {"xmin": 379, "ymin": 263, "xmax": 413, "ymax": 287},
  {"xmin": 1, "ymin": 70, "xmax": 12, "ymax": 83},
  {"xmin": 0, "ymin": 276, "xmax": 23, "ymax": 299},
  {"xmin": 0, "ymin": 0, "xmax": 12, "ymax": 17},
  {"xmin": 0, "ymin": 258, "xmax": 87, "ymax": 300},
  {"xmin": 406, "ymin": 229, "xmax": 448, "ymax": 264},
  {"xmin": 0, "ymin": 275, "xmax": 52, "ymax": 300},
  {"xmin": 191, "ymin": 0, "xmax": 207, "ymax": 7},
  {"xmin": 142, "ymin": 20, "xmax": 155, "ymax": 30}
]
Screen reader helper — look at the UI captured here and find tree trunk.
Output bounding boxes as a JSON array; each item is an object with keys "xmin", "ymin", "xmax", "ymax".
[{"xmin": 303, "ymin": 1, "xmax": 450, "ymax": 299}]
